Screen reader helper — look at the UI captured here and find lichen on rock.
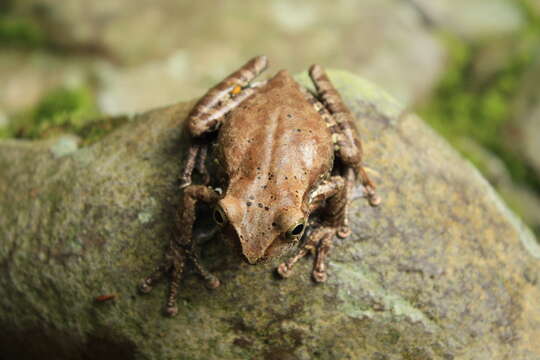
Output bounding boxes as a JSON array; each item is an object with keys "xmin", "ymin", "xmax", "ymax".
[{"xmin": 0, "ymin": 71, "xmax": 539, "ymax": 360}]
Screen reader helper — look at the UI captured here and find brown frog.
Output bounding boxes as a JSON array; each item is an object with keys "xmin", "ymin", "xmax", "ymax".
[{"xmin": 139, "ymin": 56, "xmax": 381, "ymax": 316}]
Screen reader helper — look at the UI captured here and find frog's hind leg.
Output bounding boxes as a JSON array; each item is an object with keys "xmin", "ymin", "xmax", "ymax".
[
  {"xmin": 139, "ymin": 185, "xmax": 220, "ymax": 316},
  {"xmin": 308, "ymin": 64, "xmax": 381, "ymax": 209},
  {"xmin": 187, "ymin": 55, "xmax": 269, "ymax": 137},
  {"xmin": 179, "ymin": 56, "xmax": 269, "ymax": 187}
]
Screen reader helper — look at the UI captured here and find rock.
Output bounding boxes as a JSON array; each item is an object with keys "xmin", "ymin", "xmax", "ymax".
[
  {"xmin": 456, "ymin": 138, "xmax": 540, "ymax": 237},
  {"xmin": 10, "ymin": 0, "xmax": 443, "ymax": 113},
  {"xmin": 1, "ymin": 71, "xmax": 539, "ymax": 359}
]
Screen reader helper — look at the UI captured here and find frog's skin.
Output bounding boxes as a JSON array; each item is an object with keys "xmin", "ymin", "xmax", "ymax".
[{"xmin": 139, "ymin": 56, "xmax": 380, "ymax": 316}]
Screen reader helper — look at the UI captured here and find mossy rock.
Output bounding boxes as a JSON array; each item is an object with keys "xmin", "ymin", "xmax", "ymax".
[{"xmin": 0, "ymin": 71, "xmax": 539, "ymax": 360}]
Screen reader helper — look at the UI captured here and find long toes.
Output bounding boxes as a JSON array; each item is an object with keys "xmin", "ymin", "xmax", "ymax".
[
  {"xmin": 276, "ymin": 263, "xmax": 293, "ymax": 278},
  {"xmin": 312, "ymin": 270, "xmax": 328, "ymax": 283},
  {"xmin": 206, "ymin": 275, "xmax": 221, "ymax": 289},
  {"xmin": 138, "ymin": 280, "xmax": 153, "ymax": 294},
  {"xmin": 337, "ymin": 226, "xmax": 351, "ymax": 239},
  {"xmin": 369, "ymin": 194, "xmax": 381, "ymax": 207},
  {"xmin": 164, "ymin": 305, "xmax": 178, "ymax": 317}
]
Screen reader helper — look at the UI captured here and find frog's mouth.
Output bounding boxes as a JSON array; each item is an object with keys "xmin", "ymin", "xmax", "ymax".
[{"xmin": 222, "ymin": 225, "xmax": 290, "ymax": 265}]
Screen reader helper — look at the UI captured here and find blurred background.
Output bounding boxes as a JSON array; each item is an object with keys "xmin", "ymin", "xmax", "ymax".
[{"xmin": 0, "ymin": 0, "xmax": 539, "ymax": 240}]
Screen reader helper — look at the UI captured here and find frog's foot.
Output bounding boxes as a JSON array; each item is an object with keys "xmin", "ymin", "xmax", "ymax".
[
  {"xmin": 277, "ymin": 226, "xmax": 335, "ymax": 283},
  {"xmin": 138, "ymin": 259, "xmax": 173, "ymax": 294},
  {"xmin": 138, "ymin": 243, "xmax": 187, "ymax": 317}
]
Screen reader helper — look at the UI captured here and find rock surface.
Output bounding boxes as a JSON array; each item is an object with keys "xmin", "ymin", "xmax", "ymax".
[{"xmin": 1, "ymin": 71, "xmax": 539, "ymax": 360}]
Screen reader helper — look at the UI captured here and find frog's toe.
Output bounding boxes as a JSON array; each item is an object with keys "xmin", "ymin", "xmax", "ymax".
[
  {"xmin": 312, "ymin": 269, "xmax": 328, "ymax": 283},
  {"xmin": 369, "ymin": 193, "xmax": 381, "ymax": 207},
  {"xmin": 138, "ymin": 280, "xmax": 153, "ymax": 294},
  {"xmin": 337, "ymin": 226, "xmax": 351, "ymax": 239},
  {"xmin": 206, "ymin": 275, "xmax": 221, "ymax": 289},
  {"xmin": 164, "ymin": 305, "xmax": 178, "ymax": 317},
  {"xmin": 277, "ymin": 263, "xmax": 293, "ymax": 278}
]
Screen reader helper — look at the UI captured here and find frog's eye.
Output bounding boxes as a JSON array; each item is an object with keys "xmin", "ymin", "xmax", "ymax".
[
  {"xmin": 213, "ymin": 205, "xmax": 228, "ymax": 226},
  {"xmin": 286, "ymin": 219, "xmax": 306, "ymax": 240}
]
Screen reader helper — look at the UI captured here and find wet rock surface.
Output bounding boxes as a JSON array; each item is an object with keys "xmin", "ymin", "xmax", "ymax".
[{"xmin": 1, "ymin": 72, "xmax": 539, "ymax": 359}]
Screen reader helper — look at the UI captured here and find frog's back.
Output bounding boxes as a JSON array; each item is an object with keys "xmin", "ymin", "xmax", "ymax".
[{"xmin": 218, "ymin": 70, "xmax": 334, "ymax": 202}]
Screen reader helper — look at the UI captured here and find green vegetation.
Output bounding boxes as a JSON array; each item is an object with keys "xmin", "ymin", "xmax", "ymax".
[
  {"xmin": 0, "ymin": 86, "xmax": 128, "ymax": 145},
  {"xmin": 0, "ymin": 16, "xmax": 46, "ymax": 49},
  {"xmin": 418, "ymin": 1, "xmax": 540, "ymax": 195}
]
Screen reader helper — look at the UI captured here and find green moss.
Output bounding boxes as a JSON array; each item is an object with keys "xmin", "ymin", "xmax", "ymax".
[
  {"xmin": 0, "ymin": 16, "xmax": 46, "ymax": 49},
  {"xmin": 418, "ymin": 3, "xmax": 540, "ymax": 195},
  {"xmin": 7, "ymin": 86, "xmax": 99, "ymax": 139},
  {"xmin": 1, "ymin": 85, "xmax": 128, "ymax": 145}
]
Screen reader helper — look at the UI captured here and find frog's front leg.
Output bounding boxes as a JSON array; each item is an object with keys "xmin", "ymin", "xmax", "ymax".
[
  {"xmin": 179, "ymin": 56, "xmax": 268, "ymax": 187},
  {"xmin": 277, "ymin": 176, "xmax": 346, "ymax": 282},
  {"xmin": 139, "ymin": 185, "xmax": 220, "ymax": 316}
]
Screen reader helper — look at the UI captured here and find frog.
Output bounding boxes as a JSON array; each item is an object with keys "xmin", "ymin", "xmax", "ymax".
[{"xmin": 139, "ymin": 55, "xmax": 381, "ymax": 316}]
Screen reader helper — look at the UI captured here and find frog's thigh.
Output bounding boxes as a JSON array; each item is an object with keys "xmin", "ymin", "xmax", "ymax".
[{"xmin": 188, "ymin": 56, "xmax": 268, "ymax": 137}]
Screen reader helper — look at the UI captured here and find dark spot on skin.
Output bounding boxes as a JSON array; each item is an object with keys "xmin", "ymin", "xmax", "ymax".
[
  {"xmin": 287, "ymin": 114, "xmax": 292, "ymax": 118},
  {"xmin": 258, "ymin": 203, "xmax": 263, "ymax": 208},
  {"xmin": 249, "ymin": 195, "xmax": 255, "ymax": 200},
  {"xmin": 272, "ymin": 222, "xmax": 277, "ymax": 227},
  {"xmin": 257, "ymin": 167, "xmax": 260, "ymax": 170},
  {"xmin": 264, "ymin": 206, "xmax": 269, "ymax": 211},
  {"xmin": 247, "ymin": 201, "xmax": 252, "ymax": 207},
  {"xmin": 257, "ymin": 176, "xmax": 261, "ymax": 180},
  {"xmin": 296, "ymin": 129, "xmax": 301, "ymax": 132},
  {"xmin": 285, "ymin": 176, "xmax": 288, "ymax": 180}
]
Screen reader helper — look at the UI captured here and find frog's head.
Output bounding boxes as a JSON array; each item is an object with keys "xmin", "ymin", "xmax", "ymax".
[{"xmin": 213, "ymin": 195, "xmax": 307, "ymax": 264}]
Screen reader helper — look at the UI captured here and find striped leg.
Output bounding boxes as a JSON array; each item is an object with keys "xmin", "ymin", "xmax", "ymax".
[
  {"xmin": 308, "ymin": 65, "xmax": 381, "ymax": 207},
  {"xmin": 179, "ymin": 56, "xmax": 269, "ymax": 186},
  {"xmin": 187, "ymin": 55, "xmax": 269, "ymax": 137},
  {"xmin": 139, "ymin": 185, "xmax": 220, "ymax": 316}
]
